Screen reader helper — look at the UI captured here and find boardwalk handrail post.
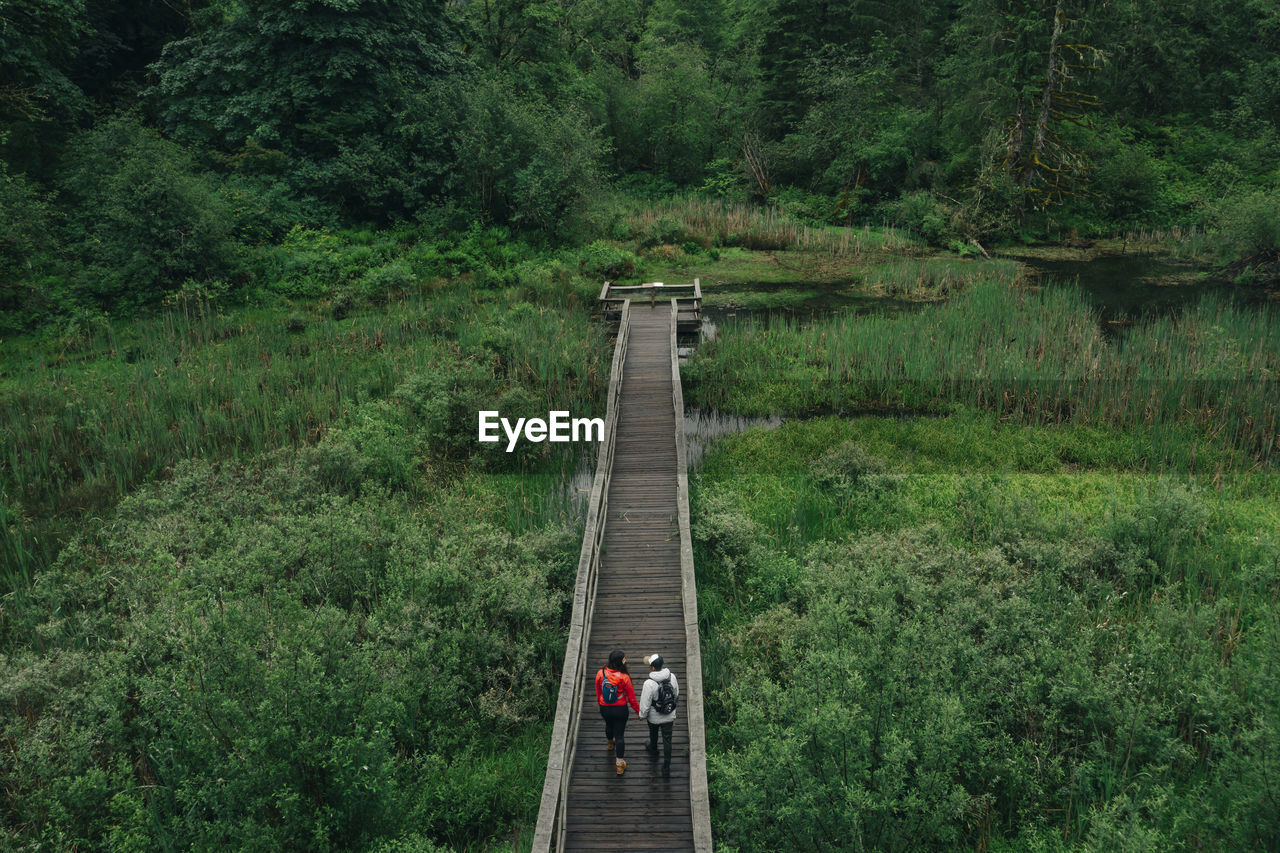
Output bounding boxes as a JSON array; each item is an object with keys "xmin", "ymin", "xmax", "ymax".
[
  {"xmin": 533, "ymin": 301, "xmax": 630, "ymax": 853},
  {"xmin": 671, "ymin": 299, "xmax": 714, "ymax": 852}
]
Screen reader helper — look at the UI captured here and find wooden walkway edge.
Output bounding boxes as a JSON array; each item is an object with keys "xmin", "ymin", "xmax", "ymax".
[
  {"xmin": 533, "ymin": 299, "xmax": 711, "ymax": 852},
  {"xmin": 671, "ymin": 302, "xmax": 713, "ymax": 852}
]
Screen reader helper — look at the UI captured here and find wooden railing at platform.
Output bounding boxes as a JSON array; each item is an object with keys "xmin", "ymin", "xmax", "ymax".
[{"xmin": 600, "ymin": 279, "xmax": 701, "ymax": 329}]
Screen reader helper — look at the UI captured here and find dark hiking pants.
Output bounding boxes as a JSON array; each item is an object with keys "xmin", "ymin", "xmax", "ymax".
[
  {"xmin": 648, "ymin": 720, "xmax": 673, "ymax": 769},
  {"xmin": 600, "ymin": 704, "xmax": 629, "ymax": 758}
]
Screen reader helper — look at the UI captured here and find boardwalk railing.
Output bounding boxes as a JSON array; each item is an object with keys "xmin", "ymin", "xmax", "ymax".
[
  {"xmin": 533, "ymin": 301, "xmax": 631, "ymax": 853},
  {"xmin": 600, "ymin": 279, "xmax": 701, "ymax": 328},
  {"xmin": 671, "ymin": 302, "xmax": 714, "ymax": 851}
]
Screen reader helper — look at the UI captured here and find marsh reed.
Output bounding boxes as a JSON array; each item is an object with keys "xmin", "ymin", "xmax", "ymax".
[
  {"xmin": 624, "ymin": 195, "xmax": 919, "ymax": 256},
  {"xmin": 687, "ymin": 277, "xmax": 1278, "ymax": 467},
  {"xmin": 1, "ymin": 286, "xmax": 607, "ymax": 585}
]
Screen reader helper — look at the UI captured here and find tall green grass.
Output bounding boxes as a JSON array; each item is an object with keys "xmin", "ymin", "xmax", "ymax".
[
  {"xmin": 622, "ymin": 194, "xmax": 920, "ymax": 255},
  {"xmin": 862, "ymin": 257, "xmax": 1020, "ymax": 299},
  {"xmin": 1, "ymin": 284, "xmax": 608, "ymax": 586},
  {"xmin": 685, "ymin": 276, "xmax": 1279, "ymax": 467}
]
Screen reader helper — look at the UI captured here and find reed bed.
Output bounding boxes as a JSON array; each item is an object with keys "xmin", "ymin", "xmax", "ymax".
[
  {"xmin": 1122, "ymin": 225, "xmax": 1217, "ymax": 261},
  {"xmin": 624, "ymin": 194, "xmax": 920, "ymax": 256},
  {"xmin": 862, "ymin": 257, "xmax": 1021, "ymax": 299},
  {"xmin": 1, "ymin": 286, "xmax": 608, "ymax": 584},
  {"xmin": 685, "ymin": 278, "xmax": 1279, "ymax": 467}
]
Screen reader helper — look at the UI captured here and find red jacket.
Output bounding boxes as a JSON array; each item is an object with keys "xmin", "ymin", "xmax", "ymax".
[{"xmin": 596, "ymin": 667, "xmax": 640, "ymax": 713}]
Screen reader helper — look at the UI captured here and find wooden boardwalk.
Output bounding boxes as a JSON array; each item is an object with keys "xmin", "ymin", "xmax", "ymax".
[{"xmin": 534, "ymin": 300, "xmax": 711, "ymax": 852}]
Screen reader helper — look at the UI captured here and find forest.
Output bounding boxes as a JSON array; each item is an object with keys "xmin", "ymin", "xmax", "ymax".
[{"xmin": 2, "ymin": 0, "xmax": 1279, "ymax": 849}]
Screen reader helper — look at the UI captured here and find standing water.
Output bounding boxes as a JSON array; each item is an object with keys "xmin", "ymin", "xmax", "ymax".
[{"xmin": 1007, "ymin": 249, "xmax": 1276, "ymax": 332}]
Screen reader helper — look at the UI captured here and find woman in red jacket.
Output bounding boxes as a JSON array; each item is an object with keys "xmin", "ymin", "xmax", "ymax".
[{"xmin": 596, "ymin": 649, "xmax": 640, "ymax": 775}]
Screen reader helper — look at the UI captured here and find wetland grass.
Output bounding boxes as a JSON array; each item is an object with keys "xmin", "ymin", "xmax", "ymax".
[
  {"xmin": 686, "ymin": 277, "xmax": 1278, "ymax": 466},
  {"xmin": 862, "ymin": 256, "xmax": 1021, "ymax": 299},
  {"xmin": 1, "ymin": 285, "xmax": 608, "ymax": 585},
  {"xmin": 624, "ymin": 195, "xmax": 920, "ymax": 256}
]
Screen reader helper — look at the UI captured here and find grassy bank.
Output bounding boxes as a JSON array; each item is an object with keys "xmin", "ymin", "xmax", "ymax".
[{"xmin": 692, "ymin": 413, "xmax": 1280, "ymax": 851}]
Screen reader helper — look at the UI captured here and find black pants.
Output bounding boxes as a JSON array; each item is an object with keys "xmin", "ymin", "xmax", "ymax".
[
  {"xmin": 648, "ymin": 720, "xmax": 673, "ymax": 768},
  {"xmin": 600, "ymin": 704, "xmax": 629, "ymax": 758}
]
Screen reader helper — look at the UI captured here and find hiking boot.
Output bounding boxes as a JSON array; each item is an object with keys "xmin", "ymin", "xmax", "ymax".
[
  {"xmin": 616, "ymin": 759, "xmax": 626, "ymax": 775},
  {"xmin": 607, "ymin": 738, "xmax": 614, "ymax": 751}
]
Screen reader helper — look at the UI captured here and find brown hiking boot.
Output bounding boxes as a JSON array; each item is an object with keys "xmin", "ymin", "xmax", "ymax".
[{"xmin": 616, "ymin": 759, "xmax": 626, "ymax": 775}]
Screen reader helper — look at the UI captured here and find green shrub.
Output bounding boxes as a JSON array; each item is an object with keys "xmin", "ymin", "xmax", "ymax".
[
  {"xmin": 282, "ymin": 310, "xmax": 307, "ymax": 333},
  {"xmin": 58, "ymin": 116, "xmax": 239, "ymax": 310},
  {"xmin": 810, "ymin": 440, "xmax": 888, "ymax": 491},
  {"xmin": 1097, "ymin": 145, "xmax": 1162, "ymax": 225},
  {"xmin": 360, "ymin": 260, "xmax": 415, "ymax": 305},
  {"xmin": 1, "ymin": 430, "xmax": 575, "ymax": 848},
  {"xmin": 1211, "ymin": 188, "xmax": 1280, "ymax": 263},
  {"xmin": 450, "ymin": 74, "xmax": 605, "ymax": 240},
  {"xmin": 270, "ymin": 225, "xmax": 382, "ymax": 297},
  {"xmin": 880, "ymin": 190, "xmax": 954, "ymax": 245},
  {"xmin": 0, "ymin": 167, "xmax": 60, "ymax": 332},
  {"xmin": 577, "ymin": 241, "xmax": 638, "ymax": 280}
]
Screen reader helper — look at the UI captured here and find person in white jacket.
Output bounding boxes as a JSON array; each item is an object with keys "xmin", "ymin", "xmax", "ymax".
[{"xmin": 638, "ymin": 653, "xmax": 679, "ymax": 778}]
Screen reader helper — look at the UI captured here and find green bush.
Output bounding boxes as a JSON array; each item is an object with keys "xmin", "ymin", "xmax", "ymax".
[
  {"xmin": 577, "ymin": 241, "xmax": 638, "ymax": 280},
  {"xmin": 0, "ymin": 167, "xmax": 60, "ymax": 333},
  {"xmin": 151, "ymin": 0, "xmax": 456, "ymax": 222},
  {"xmin": 268, "ymin": 224, "xmax": 384, "ymax": 297},
  {"xmin": 880, "ymin": 190, "xmax": 954, "ymax": 245},
  {"xmin": 810, "ymin": 440, "xmax": 888, "ymax": 491},
  {"xmin": 360, "ymin": 261, "xmax": 415, "ymax": 305},
  {"xmin": 450, "ymin": 74, "xmax": 605, "ymax": 240},
  {"xmin": 58, "ymin": 116, "xmax": 240, "ymax": 310},
  {"xmin": 1211, "ymin": 188, "xmax": 1280, "ymax": 263},
  {"xmin": 1097, "ymin": 145, "xmax": 1162, "ymax": 225},
  {"xmin": 1, "ymin": 421, "xmax": 575, "ymax": 848},
  {"xmin": 693, "ymin": 410, "xmax": 1280, "ymax": 851}
]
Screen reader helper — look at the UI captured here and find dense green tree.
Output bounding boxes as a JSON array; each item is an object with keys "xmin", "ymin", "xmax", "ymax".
[
  {"xmin": 449, "ymin": 73, "xmax": 606, "ymax": 238},
  {"xmin": 58, "ymin": 116, "xmax": 238, "ymax": 309},
  {"xmin": 70, "ymin": 0, "xmax": 214, "ymax": 105},
  {"xmin": 786, "ymin": 37, "xmax": 933, "ymax": 208},
  {"xmin": 608, "ymin": 41, "xmax": 733, "ymax": 185},
  {"xmin": 940, "ymin": 0, "xmax": 1108, "ymax": 231},
  {"xmin": 151, "ymin": 0, "xmax": 458, "ymax": 221},
  {"xmin": 0, "ymin": 0, "xmax": 89, "ymax": 175},
  {"xmin": 0, "ymin": 163, "xmax": 60, "ymax": 333},
  {"xmin": 644, "ymin": 0, "xmax": 726, "ymax": 53},
  {"xmin": 1095, "ymin": 0, "xmax": 1278, "ymax": 121}
]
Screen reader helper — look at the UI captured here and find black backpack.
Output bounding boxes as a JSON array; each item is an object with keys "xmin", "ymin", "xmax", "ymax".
[{"xmin": 653, "ymin": 676, "xmax": 677, "ymax": 715}]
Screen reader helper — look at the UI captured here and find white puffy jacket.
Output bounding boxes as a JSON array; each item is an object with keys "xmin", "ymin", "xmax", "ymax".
[{"xmin": 638, "ymin": 668, "xmax": 679, "ymax": 724}]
